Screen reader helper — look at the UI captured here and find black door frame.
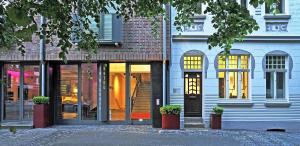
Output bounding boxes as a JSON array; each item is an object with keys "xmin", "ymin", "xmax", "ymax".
[{"xmin": 184, "ymin": 72, "xmax": 202, "ymax": 117}]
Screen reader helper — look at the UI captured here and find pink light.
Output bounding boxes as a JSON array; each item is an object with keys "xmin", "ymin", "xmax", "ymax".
[{"xmin": 8, "ymin": 70, "xmax": 30, "ymax": 77}]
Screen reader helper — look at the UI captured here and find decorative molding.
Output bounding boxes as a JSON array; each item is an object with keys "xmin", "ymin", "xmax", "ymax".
[
  {"xmin": 266, "ymin": 22, "xmax": 288, "ymax": 32},
  {"xmin": 183, "ymin": 15, "xmax": 206, "ymax": 32},
  {"xmin": 183, "ymin": 23, "xmax": 204, "ymax": 32},
  {"xmin": 264, "ymin": 15, "xmax": 291, "ymax": 21},
  {"xmin": 172, "ymin": 35, "xmax": 300, "ymax": 42}
]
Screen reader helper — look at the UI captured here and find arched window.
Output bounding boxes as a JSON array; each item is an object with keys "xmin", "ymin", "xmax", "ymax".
[
  {"xmin": 180, "ymin": 50, "xmax": 209, "ymax": 78},
  {"xmin": 214, "ymin": 49, "xmax": 255, "ymax": 99},
  {"xmin": 262, "ymin": 50, "xmax": 293, "ymax": 100}
]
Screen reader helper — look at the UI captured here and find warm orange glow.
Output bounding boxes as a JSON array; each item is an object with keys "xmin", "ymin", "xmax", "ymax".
[{"xmin": 113, "ymin": 75, "xmax": 120, "ymax": 98}]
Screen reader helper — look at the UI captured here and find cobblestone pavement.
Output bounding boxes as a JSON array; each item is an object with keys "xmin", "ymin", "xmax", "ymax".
[{"xmin": 0, "ymin": 125, "xmax": 300, "ymax": 146}]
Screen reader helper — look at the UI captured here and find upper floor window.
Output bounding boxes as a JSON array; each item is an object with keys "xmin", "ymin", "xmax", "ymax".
[
  {"xmin": 240, "ymin": 0, "xmax": 247, "ymax": 8},
  {"xmin": 265, "ymin": 0, "xmax": 285, "ymax": 14},
  {"xmin": 218, "ymin": 55, "xmax": 250, "ymax": 99},
  {"xmin": 72, "ymin": 13, "xmax": 122, "ymax": 43}
]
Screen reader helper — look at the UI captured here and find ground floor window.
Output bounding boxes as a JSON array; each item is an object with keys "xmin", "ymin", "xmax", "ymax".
[
  {"xmin": 2, "ymin": 64, "xmax": 39, "ymax": 121},
  {"xmin": 218, "ymin": 55, "xmax": 250, "ymax": 99},
  {"xmin": 265, "ymin": 55, "xmax": 287, "ymax": 99}
]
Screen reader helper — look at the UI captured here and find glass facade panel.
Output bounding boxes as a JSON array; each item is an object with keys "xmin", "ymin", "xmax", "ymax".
[
  {"xmin": 60, "ymin": 65, "xmax": 78, "ymax": 120},
  {"xmin": 81, "ymin": 63, "xmax": 98, "ymax": 120},
  {"xmin": 229, "ymin": 72, "xmax": 238, "ymax": 98},
  {"xmin": 130, "ymin": 65, "xmax": 151, "ymax": 120},
  {"xmin": 3, "ymin": 64, "xmax": 21, "ymax": 120},
  {"xmin": 109, "ymin": 63, "xmax": 126, "ymax": 121},
  {"xmin": 23, "ymin": 65, "xmax": 39, "ymax": 120}
]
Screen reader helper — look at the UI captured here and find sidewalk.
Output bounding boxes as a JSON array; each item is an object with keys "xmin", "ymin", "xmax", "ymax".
[{"xmin": 0, "ymin": 125, "xmax": 299, "ymax": 146}]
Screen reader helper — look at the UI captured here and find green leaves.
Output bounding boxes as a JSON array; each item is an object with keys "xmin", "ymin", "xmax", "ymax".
[{"xmin": 0, "ymin": 0, "xmax": 275, "ymax": 61}]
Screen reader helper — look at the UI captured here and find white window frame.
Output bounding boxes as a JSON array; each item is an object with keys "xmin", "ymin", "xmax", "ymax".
[
  {"xmin": 218, "ymin": 55, "xmax": 251, "ymax": 100},
  {"xmin": 265, "ymin": 55, "xmax": 289, "ymax": 100}
]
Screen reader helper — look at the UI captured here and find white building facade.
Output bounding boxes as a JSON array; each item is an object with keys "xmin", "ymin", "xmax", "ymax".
[{"xmin": 169, "ymin": 0, "xmax": 300, "ymax": 131}]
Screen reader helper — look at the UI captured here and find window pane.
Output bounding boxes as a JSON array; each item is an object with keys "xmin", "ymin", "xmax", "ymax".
[
  {"xmin": 276, "ymin": 72, "xmax": 285, "ymax": 98},
  {"xmin": 241, "ymin": 72, "xmax": 248, "ymax": 99},
  {"xmin": 229, "ymin": 72, "xmax": 238, "ymax": 98},
  {"xmin": 3, "ymin": 64, "xmax": 20, "ymax": 120},
  {"xmin": 103, "ymin": 14, "xmax": 113, "ymax": 40},
  {"xmin": 229, "ymin": 56, "xmax": 238, "ymax": 69},
  {"xmin": 265, "ymin": 0, "xmax": 284, "ymax": 14},
  {"xmin": 266, "ymin": 72, "xmax": 273, "ymax": 99},
  {"xmin": 184, "ymin": 55, "xmax": 202, "ymax": 70},
  {"xmin": 60, "ymin": 65, "xmax": 78, "ymax": 120},
  {"xmin": 23, "ymin": 65, "xmax": 40, "ymax": 120},
  {"xmin": 218, "ymin": 56, "xmax": 226, "ymax": 69},
  {"xmin": 241, "ymin": 0, "xmax": 247, "ymax": 7},
  {"xmin": 81, "ymin": 63, "xmax": 98, "ymax": 120},
  {"xmin": 218, "ymin": 72, "xmax": 226, "ymax": 98},
  {"xmin": 240, "ymin": 56, "xmax": 249, "ymax": 69}
]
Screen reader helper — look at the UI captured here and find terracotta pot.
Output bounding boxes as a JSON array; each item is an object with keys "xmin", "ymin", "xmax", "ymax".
[
  {"xmin": 210, "ymin": 113, "xmax": 222, "ymax": 129},
  {"xmin": 162, "ymin": 114, "xmax": 180, "ymax": 129},
  {"xmin": 33, "ymin": 104, "xmax": 49, "ymax": 128}
]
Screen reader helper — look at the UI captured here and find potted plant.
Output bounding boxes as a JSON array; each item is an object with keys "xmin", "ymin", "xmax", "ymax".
[
  {"xmin": 33, "ymin": 96, "xmax": 50, "ymax": 128},
  {"xmin": 160, "ymin": 105, "xmax": 181, "ymax": 129},
  {"xmin": 210, "ymin": 105, "xmax": 224, "ymax": 129}
]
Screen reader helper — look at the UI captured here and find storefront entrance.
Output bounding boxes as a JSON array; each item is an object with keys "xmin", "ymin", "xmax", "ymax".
[
  {"xmin": 52, "ymin": 63, "xmax": 152, "ymax": 124},
  {"xmin": 1, "ymin": 64, "xmax": 40, "ymax": 122}
]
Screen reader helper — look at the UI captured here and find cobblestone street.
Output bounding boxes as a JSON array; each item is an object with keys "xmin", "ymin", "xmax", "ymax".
[{"xmin": 0, "ymin": 125, "xmax": 300, "ymax": 146}]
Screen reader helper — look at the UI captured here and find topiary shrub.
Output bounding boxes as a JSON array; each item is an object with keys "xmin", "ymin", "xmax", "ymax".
[
  {"xmin": 33, "ymin": 96, "xmax": 49, "ymax": 104},
  {"xmin": 212, "ymin": 105, "xmax": 224, "ymax": 115},
  {"xmin": 160, "ymin": 105, "xmax": 181, "ymax": 115}
]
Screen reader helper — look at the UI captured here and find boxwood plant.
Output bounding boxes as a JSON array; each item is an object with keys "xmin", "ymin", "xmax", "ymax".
[
  {"xmin": 160, "ymin": 105, "xmax": 181, "ymax": 115},
  {"xmin": 33, "ymin": 96, "xmax": 49, "ymax": 104},
  {"xmin": 212, "ymin": 105, "xmax": 224, "ymax": 115}
]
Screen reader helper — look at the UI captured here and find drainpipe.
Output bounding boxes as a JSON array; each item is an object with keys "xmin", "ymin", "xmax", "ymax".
[
  {"xmin": 40, "ymin": 16, "xmax": 46, "ymax": 96},
  {"xmin": 162, "ymin": 4, "xmax": 167, "ymax": 106}
]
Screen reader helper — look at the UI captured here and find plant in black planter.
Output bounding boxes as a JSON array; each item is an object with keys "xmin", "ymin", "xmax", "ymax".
[
  {"xmin": 160, "ymin": 105, "xmax": 181, "ymax": 129},
  {"xmin": 210, "ymin": 105, "xmax": 224, "ymax": 129},
  {"xmin": 33, "ymin": 96, "xmax": 50, "ymax": 128}
]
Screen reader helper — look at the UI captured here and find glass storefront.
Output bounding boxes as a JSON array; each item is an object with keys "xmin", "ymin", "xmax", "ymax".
[
  {"xmin": 130, "ymin": 65, "xmax": 151, "ymax": 121},
  {"xmin": 81, "ymin": 63, "xmax": 98, "ymax": 120},
  {"xmin": 59, "ymin": 65, "xmax": 78, "ymax": 120},
  {"xmin": 109, "ymin": 63, "xmax": 126, "ymax": 121},
  {"xmin": 2, "ymin": 64, "xmax": 39, "ymax": 121}
]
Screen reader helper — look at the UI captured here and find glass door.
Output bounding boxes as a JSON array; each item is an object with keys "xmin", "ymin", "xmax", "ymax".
[
  {"xmin": 3, "ymin": 64, "xmax": 21, "ymax": 120},
  {"xmin": 2, "ymin": 64, "xmax": 40, "ymax": 121},
  {"xmin": 108, "ymin": 63, "xmax": 126, "ymax": 121},
  {"xmin": 130, "ymin": 65, "xmax": 151, "ymax": 121},
  {"xmin": 59, "ymin": 65, "xmax": 78, "ymax": 120}
]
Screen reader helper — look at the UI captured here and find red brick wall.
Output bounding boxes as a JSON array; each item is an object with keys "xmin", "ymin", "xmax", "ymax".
[{"xmin": 0, "ymin": 16, "xmax": 167, "ymax": 61}]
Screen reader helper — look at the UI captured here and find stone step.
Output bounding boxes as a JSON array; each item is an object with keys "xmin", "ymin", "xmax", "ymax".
[
  {"xmin": 184, "ymin": 123, "xmax": 205, "ymax": 128},
  {"xmin": 184, "ymin": 117, "xmax": 205, "ymax": 128},
  {"xmin": 184, "ymin": 117, "xmax": 203, "ymax": 123}
]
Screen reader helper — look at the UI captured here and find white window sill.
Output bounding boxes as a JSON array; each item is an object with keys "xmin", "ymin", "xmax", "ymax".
[
  {"xmin": 217, "ymin": 99, "xmax": 254, "ymax": 107},
  {"xmin": 265, "ymin": 100, "xmax": 291, "ymax": 107},
  {"xmin": 264, "ymin": 14, "xmax": 291, "ymax": 22}
]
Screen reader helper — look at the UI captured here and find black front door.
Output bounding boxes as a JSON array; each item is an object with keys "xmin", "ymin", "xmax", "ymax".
[{"xmin": 184, "ymin": 72, "xmax": 202, "ymax": 117}]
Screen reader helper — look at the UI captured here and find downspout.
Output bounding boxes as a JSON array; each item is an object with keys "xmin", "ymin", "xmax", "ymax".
[
  {"xmin": 40, "ymin": 16, "xmax": 46, "ymax": 96},
  {"xmin": 162, "ymin": 4, "xmax": 167, "ymax": 106}
]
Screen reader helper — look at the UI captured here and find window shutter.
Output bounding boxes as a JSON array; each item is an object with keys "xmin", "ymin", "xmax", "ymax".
[
  {"xmin": 102, "ymin": 14, "xmax": 113, "ymax": 40},
  {"xmin": 112, "ymin": 13, "xmax": 122, "ymax": 43}
]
